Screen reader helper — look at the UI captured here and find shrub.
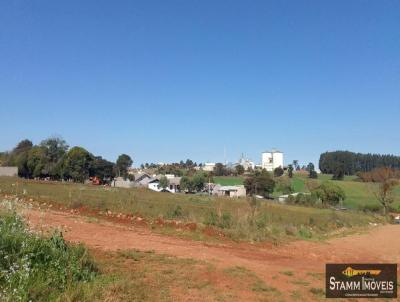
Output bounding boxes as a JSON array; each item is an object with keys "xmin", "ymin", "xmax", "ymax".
[
  {"xmin": 167, "ymin": 205, "xmax": 183, "ymax": 219},
  {"xmin": 273, "ymin": 167, "xmax": 284, "ymax": 177},
  {"xmin": 0, "ymin": 212, "xmax": 97, "ymax": 301},
  {"xmin": 203, "ymin": 211, "xmax": 232, "ymax": 229},
  {"xmin": 311, "ymin": 182, "xmax": 346, "ymax": 206},
  {"xmin": 204, "ymin": 211, "xmax": 219, "ymax": 227},
  {"xmin": 220, "ymin": 213, "xmax": 232, "ymax": 229}
]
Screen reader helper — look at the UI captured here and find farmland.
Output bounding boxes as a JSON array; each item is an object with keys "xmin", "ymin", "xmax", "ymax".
[
  {"xmin": 1, "ymin": 174, "xmax": 399, "ymax": 301},
  {"xmin": 213, "ymin": 173, "xmax": 400, "ymax": 211},
  {"xmin": 288, "ymin": 174, "xmax": 400, "ymax": 211},
  {"xmin": 0, "ymin": 176, "xmax": 388, "ymax": 243}
]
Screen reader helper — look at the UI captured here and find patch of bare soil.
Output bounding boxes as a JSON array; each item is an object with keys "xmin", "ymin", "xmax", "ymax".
[{"xmin": 23, "ymin": 207, "xmax": 400, "ymax": 301}]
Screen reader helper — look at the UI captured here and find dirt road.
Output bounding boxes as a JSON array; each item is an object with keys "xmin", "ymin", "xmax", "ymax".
[{"xmin": 23, "ymin": 207, "xmax": 400, "ymax": 301}]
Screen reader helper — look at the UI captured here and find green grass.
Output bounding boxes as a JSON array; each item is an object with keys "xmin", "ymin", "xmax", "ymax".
[
  {"xmin": 0, "ymin": 177, "xmax": 386, "ymax": 242},
  {"xmin": 213, "ymin": 176, "xmax": 244, "ymax": 186},
  {"xmin": 290, "ymin": 173, "xmax": 400, "ymax": 211},
  {"xmin": 0, "ymin": 211, "xmax": 97, "ymax": 301},
  {"xmin": 291, "ymin": 177, "xmax": 305, "ymax": 192}
]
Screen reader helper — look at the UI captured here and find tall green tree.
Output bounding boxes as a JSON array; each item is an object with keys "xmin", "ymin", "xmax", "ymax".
[
  {"xmin": 273, "ymin": 167, "xmax": 284, "ymax": 177},
  {"xmin": 213, "ymin": 163, "xmax": 228, "ymax": 176},
  {"xmin": 63, "ymin": 147, "xmax": 94, "ymax": 182},
  {"xmin": 287, "ymin": 164, "xmax": 294, "ymax": 178},
  {"xmin": 235, "ymin": 164, "xmax": 245, "ymax": 175},
  {"xmin": 5, "ymin": 139, "xmax": 33, "ymax": 177},
  {"xmin": 40, "ymin": 137, "xmax": 69, "ymax": 179},
  {"xmin": 192, "ymin": 173, "xmax": 206, "ymax": 192},
  {"xmin": 159, "ymin": 176, "xmax": 169, "ymax": 189},
  {"xmin": 244, "ymin": 170, "xmax": 275, "ymax": 198},
  {"xmin": 92, "ymin": 156, "xmax": 115, "ymax": 180},
  {"xmin": 180, "ymin": 176, "xmax": 193, "ymax": 192},
  {"xmin": 27, "ymin": 146, "xmax": 47, "ymax": 178},
  {"xmin": 116, "ymin": 154, "xmax": 133, "ymax": 178}
]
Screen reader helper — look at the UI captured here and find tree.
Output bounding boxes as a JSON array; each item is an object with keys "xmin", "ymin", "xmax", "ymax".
[
  {"xmin": 116, "ymin": 154, "xmax": 133, "ymax": 178},
  {"xmin": 273, "ymin": 167, "xmax": 284, "ymax": 177},
  {"xmin": 40, "ymin": 137, "xmax": 69, "ymax": 179},
  {"xmin": 306, "ymin": 163, "xmax": 315, "ymax": 172},
  {"xmin": 287, "ymin": 164, "xmax": 294, "ymax": 178},
  {"xmin": 159, "ymin": 176, "xmax": 169, "ymax": 190},
  {"xmin": 185, "ymin": 159, "xmax": 194, "ymax": 168},
  {"xmin": 244, "ymin": 170, "xmax": 275, "ymax": 198},
  {"xmin": 235, "ymin": 164, "xmax": 245, "ymax": 175},
  {"xmin": 275, "ymin": 177, "xmax": 294, "ymax": 194},
  {"xmin": 319, "ymin": 151, "xmax": 400, "ymax": 175},
  {"xmin": 311, "ymin": 182, "xmax": 346, "ymax": 206},
  {"xmin": 27, "ymin": 146, "xmax": 47, "ymax": 178},
  {"xmin": 192, "ymin": 173, "xmax": 206, "ymax": 192},
  {"xmin": 63, "ymin": 147, "xmax": 94, "ymax": 182},
  {"xmin": 180, "ymin": 176, "xmax": 193, "ymax": 192},
  {"xmin": 332, "ymin": 163, "xmax": 345, "ymax": 180},
  {"xmin": 292, "ymin": 160, "xmax": 299, "ymax": 170},
  {"xmin": 13, "ymin": 139, "xmax": 33, "ymax": 154},
  {"xmin": 307, "ymin": 162, "xmax": 317, "ymax": 179},
  {"xmin": 366, "ymin": 168, "xmax": 399, "ymax": 215},
  {"xmin": 92, "ymin": 156, "xmax": 115, "ymax": 180},
  {"xmin": 214, "ymin": 163, "xmax": 228, "ymax": 176},
  {"xmin": 6, "ymin": 139, "xmax": 33, "ymax": 178}
]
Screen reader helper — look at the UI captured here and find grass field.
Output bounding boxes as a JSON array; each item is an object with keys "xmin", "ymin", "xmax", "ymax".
[
  {"xmin": 289, "ymin": 173, "xmax": 400, "ymax": 211},
  {"xmin": 213, "ymin": 176, "xmax": 244, "ymax": 186},
  {"xmin": 211, "ymin": 174, "xmax": 400, "ymax": 212},
  {"xmin": 0, "ymin": 177, "xmax": 385, "ymax": 242}
]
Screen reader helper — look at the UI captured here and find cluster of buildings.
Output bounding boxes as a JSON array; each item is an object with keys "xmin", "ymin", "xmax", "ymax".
[
  {"xmin": 197, "ymin": 149, "xmax": 284, "ymax": 173},
  {"xmin": 110, "ymin": 149, "xmax": 285, "ymax": 198},
  {"xmin": 1, "ymin": 149, "xmax": 285, "ymax": 200},
  {"xmin": 112, "ymin": 173, "xmax": 182, "ymax": 193}
]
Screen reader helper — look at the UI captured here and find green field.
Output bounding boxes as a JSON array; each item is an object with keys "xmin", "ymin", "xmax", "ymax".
[
  {"xmin": 213, "ymin": 176, "xmax": 244, "ymax": 186},
  {"xmin": 289, "ymin": 174, "xmax": 400, "ymax": 211},
  {"xmin": 0, "ymin": 177, "xmax": 384, "ymax": 242},
  {"xmin": 198, "ymin": 173, "xmax": 400, "ymax": 212}
]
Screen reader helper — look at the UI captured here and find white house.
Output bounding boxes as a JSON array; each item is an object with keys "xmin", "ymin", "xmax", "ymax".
[
  {"xmin": 261, "ymin": 149, "xmax": 283, "ymax": 171},
  {"xmin": 213, "ymin": 185, "xmax": 246, "ymax": 198},
  {"xmin": 148, "ymin": 176, "xmax": 181, "ymax": 193}
]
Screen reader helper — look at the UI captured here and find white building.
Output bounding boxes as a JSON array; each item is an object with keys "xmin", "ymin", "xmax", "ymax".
[
  {"xmin": 213, "ymin": 185, "xmax": 246, "ymax": 198},
  {"xmin": 202, "ymin": 162, "xmax": 216, "ymax": 172},
  {"xmin": 237, "ymin": 154, "xmax": 255, "ymax": 171},
  {"xmin": 148, "ymin": 176, "xmax": 181, "ymax": 193},
  {"xmin": 261, "ymin": 149, "xmax": 283, "ymax": 171}
]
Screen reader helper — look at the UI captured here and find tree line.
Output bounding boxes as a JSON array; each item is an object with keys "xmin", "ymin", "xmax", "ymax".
[
  {"xmin": 319, "ymin": 151, "xmax": 400, "ymax": 177},
  {"xmin": 1, "ymin": 137, "xmax": 133, "ymax": 182}
]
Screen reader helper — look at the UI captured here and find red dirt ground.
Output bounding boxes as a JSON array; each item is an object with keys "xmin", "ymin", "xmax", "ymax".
[{"xmin": 22, "ymin": 207, "xmax": 400, "ymax": 301}]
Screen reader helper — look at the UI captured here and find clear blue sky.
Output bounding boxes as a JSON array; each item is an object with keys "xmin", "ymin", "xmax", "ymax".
[{"xmin": 1, "ymin": 1, "xmax": 399, "ymax": 167}]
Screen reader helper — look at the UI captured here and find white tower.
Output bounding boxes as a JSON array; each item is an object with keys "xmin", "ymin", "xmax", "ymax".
[{"xmin": 261, "ymin": 149, "xmax": 283, "ymax": 171}]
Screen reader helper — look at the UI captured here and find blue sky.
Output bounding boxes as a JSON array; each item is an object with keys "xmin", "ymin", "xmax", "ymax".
[{"xmin": 1, "ymin": 1, "xmax": 399, "ymax": 167}]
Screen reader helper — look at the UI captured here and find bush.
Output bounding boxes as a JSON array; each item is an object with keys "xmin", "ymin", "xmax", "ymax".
[
  {"xmin": 203, "ymin": 211, "xmax": 232, "ymax": 229},
  {"xmin": 204, "ymin": 211, "xmax": 219, "ymax": 227},
  {"xmin": 0, "ymin": 212, "xmax": 97, "ymax": 301},
  {"xmin": 359, "ymin": 204, "xmax": 382, "ymax": 213},
  {"xmin": 167, "ymin": 205, "xmax": 183, "ymax": 219},
  {"xmin": 273, "ymin": 167, "xmax": 284, "ymax": 177},
  {"xmin": 311, "ymin": 182, "xmax": 346, "ymax": 206}
]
